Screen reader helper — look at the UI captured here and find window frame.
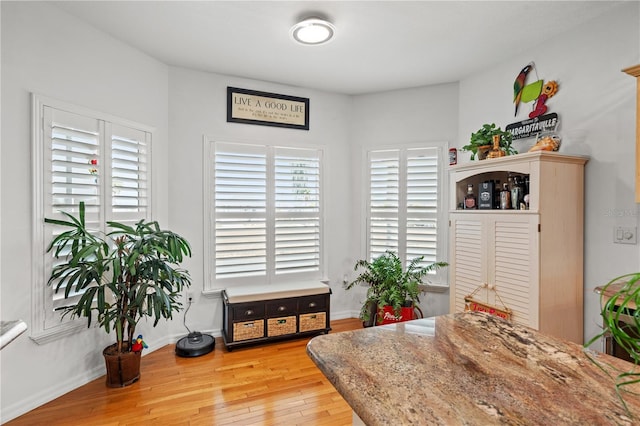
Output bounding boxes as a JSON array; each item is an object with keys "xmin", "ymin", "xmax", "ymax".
[
  {"xmin": 30, "ymin": 94, "xmax": 154, "ymax": 344},
  {"xmin": 363, "ymin": 141, "xmax": 449, "ymax": 288},
  {"xmin": 203, "ymin": 137, "xmax": 326, "ymax": 294}
]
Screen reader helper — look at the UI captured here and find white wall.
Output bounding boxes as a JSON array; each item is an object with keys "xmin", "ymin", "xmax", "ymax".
[
  {"xmin": 2, "ymin": 0, "xmax": 639, "ymax": 422},
  {"xmin": 455, "ymin": 2, "xmax": 640, "ymax": 346},
  {"xmin": 166, "ymin": 66, "xmax": 354, "ymax": 335},
  {"xmin": 349, "ymin": 84, "xmax": 459, "ymax": 316},
  {"xmin": 0, "ymin": 2, "xmax": 170, "ymax": 421}
]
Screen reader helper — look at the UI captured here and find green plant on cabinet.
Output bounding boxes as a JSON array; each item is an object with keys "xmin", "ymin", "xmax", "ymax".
[{"xmin": 462, "ymin": 123, "xmax": 517, "ymax": 160}]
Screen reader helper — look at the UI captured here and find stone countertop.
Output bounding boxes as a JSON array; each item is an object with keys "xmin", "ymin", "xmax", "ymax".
[{"xmin": 306, "ymin": 312, "xmax": 640, "ymax": 425}]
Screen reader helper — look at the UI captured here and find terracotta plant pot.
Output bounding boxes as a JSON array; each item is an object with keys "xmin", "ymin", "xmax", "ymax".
[
  {"xmin": 102, "ymin": 342, "xmax": 141, "ymax": 387},
  {"xmin": 477, "ymin": 145, "xmax": 491, "ymax": 160},
  {"xmin": 378, "ymin": 305, "xmax": 415, "ymax": 325}
]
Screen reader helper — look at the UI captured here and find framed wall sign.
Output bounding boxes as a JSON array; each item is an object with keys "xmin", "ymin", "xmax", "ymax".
[{"xmin": 227, "ymin": 87, "xmax": 309, "ymax": 130}]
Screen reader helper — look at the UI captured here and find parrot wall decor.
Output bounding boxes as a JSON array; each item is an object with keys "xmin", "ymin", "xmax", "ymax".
[
  {"xmin": 512, "ymin": 61, "xmax": 559, "ymax": 119},
  {"xmin": 513, "ymin": 62, "xmax": 534, "ymax": 117}
]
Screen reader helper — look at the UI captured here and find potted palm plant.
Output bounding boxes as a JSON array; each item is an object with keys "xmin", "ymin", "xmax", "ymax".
[
  {"xmin": 45, "ymin": 202, "xmax": 192, "ymax": 387},
  {"xmin": 462, "ymin": 123, "xmax": 517, "ymax": 160},
  {"xmin": 346, "ymin": 251, "xmax": 447, "ymax": 326},
  {"xmin": 586, "ymin": 272, "xmax": 640, "ymax": 414}
]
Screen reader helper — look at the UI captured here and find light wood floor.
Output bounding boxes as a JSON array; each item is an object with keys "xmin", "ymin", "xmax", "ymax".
[{"xmin": 7, "ymin": 318, "xmax": 362, "ymax": 426}]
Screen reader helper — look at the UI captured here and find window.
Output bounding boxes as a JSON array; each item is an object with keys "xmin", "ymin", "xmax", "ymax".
[
  {"xmin": 366, "ymin": 146, "xmax": 447, "ymax": 283},
  {"xmin": 205, "ymin": 141, "xmax": 323, "ymax": 291},
  {"xmin": 31, "ymin": 94, "xmax": 152, "ymax": 343}
]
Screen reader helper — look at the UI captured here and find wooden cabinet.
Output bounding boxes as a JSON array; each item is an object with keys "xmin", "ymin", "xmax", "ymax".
[
  {"xmin": 222, "ymin": 288, "xmax": 331, "ymax": 350},
  {"xmin": 449, "ymin": 151, "xmax": 588, "ymax": 343}
]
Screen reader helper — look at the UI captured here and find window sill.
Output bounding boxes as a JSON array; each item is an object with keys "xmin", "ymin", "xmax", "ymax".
[
  {"xmin": 418, "ymin": 283, "xmax": 449, "ymax": 294},
  {"xmin": 201, "ymin": 288, "xmax": 224, "ymax": 298},
  {"xmin": 30, "ymin": 320, "xmax": 86, "ymax": 345}
]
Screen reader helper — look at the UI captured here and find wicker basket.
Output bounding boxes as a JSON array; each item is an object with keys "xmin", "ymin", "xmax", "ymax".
[
  {"xmin": 267, "ymin": 316, "xmax": 297, "ymax": 337},
  {"xmin": 299, "ymin": 312, "xmax": 326, "ymax": 332},
  {"xmin": 233, "ymin": 319, "xmax": 265, "ymax": 341}
]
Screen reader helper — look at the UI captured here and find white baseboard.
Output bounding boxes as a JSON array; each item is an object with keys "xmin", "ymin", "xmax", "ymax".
[
  {"xmin": 330, "ymin": 310, "xmax": 360, "ymax": 321},
  {"xmin": 2, "ymin": 332, "xmax": 190, "ymax": 423},
  {"xmin": 2, "ymin": 317, "xmax": 357, "ymax": 422},
  {"xmin": 1, "ymin": 364, "xmax": 104, "ymax": 423}
]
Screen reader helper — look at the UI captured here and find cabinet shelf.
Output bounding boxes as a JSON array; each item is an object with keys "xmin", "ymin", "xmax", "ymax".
[{"xmin": 450, "ymin": 151, "xmax": 588, "ymax": 212}]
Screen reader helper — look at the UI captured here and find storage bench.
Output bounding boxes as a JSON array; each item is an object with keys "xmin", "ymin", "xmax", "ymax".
[{"xmin": 222, "ymin": 282, "xmax": 332, "ymax": 350}]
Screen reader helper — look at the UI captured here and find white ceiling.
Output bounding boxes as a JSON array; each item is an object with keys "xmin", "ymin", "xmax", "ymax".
[{"xmin": 53, "ymin": 1, "xmax": 625, "ymax": 95}]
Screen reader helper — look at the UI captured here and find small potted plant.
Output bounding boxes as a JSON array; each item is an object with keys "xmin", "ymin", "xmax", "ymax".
[
  {"xmin": 345, "ymin": 253, "xmax": 392, "ymax": 327},
  {"xmin": 462, "ymin": 123, "xmax": 517, "ymax": 160},
  {"xmin": 45, "ymin": 202, "xmax": 192, "ymax": 387},
  {"xmin": 585, "ymin": 272, "xmax": 640, "ymax": 414},
  {"xmin": 346, "ymin": 251, "xmax": 447, "ymax": 326}
]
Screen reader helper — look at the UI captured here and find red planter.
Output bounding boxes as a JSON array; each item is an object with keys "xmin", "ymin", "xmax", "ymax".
[{"xmin": 378, "ymin": 305, "xmax": 414, "ymax": 325}]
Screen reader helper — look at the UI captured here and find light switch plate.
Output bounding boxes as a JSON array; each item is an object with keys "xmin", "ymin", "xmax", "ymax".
[{"xmin": 613, "ymin": 226, "xmax": 637, "ymax": 244}]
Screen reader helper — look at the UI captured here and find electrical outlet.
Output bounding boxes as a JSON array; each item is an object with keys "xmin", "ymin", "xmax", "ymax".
[
  {"xmin": 613, "ymin": 226, "xmax": 637, "ymax": 244},
  {"xmin": 187, "ymin": 290, "xmax": 194, "ymax": 302}
]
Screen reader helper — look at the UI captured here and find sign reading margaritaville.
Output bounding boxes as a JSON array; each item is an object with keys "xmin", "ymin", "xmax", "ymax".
[{"xmin": 506, "ymin": 112, "xmax": 558, "ymax": 140}]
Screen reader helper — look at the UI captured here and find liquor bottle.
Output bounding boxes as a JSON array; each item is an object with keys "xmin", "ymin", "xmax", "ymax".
[
  {"xmin": 511, "ymin": 176, "xmax": 523, "ymax": 210},
  {"xmin": 500, "ymin": 183, "xmax": 511, "ymax": 209},
  {"xmin": 478, "ymin": 180, "xmax": 494, "ymax": 209},
  {"xmin": 493, "ymin": 179, "xmax": 501, "ymax": 209},
  {"xmin": 464, "ymin": 184, "xmax": 477, "ymax": 209},
  {"xmin": 523, "ymin": 175, "xmax": 530, "ymax": 209}
]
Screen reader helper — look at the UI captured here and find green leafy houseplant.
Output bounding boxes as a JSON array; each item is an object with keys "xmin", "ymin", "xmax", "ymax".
[
  {"xmin": 45, "ymin": 202, "xmax": 192, "ymax": 359},
  {"xmin": 462, "ymin": 123, "xmax": 517, "ymax": 160},
  {"xmin": 346, "ymin": 251, "xmax": 447, "ymax": 325},
  {"xmin": 585, "ymin": 273, "xmax": 640, "ymax": 413}
]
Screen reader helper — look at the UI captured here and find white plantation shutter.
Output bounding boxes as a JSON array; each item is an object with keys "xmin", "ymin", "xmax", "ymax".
[
  {"xmin": 109, "ymin": 123, "xmax": 150, "ymax": 221},
  {"xmin": 45, "ymin": 107, "xmax": 103, "ymax": 315},
  {"xmin": 214, "ymin": 143, "xmax": 267, "ymax": 279},
  {"xmin": 210, "ymin": 142, "xmax": 323, "ymax": 287},
  {"xmin": 368, "ymin": 151, "xmax": 399, "ymax": 259},
  {"xmin": 274, "ymin": 148, "xmax": 321, "ymax": 275},
  {"xmin": 32, "ymin": 95, "xmax": 153, "ymax": 342},
  {"xmin": 49, "ymin": 113, "xmax": 101, "ymax": 213},
  {"xmin": 406, "ymin": 148, "xmax": 439, "ymax": 266},
  {"xmin": 367, "ymin": 146, "xmax": 442, "ymax": 270}
]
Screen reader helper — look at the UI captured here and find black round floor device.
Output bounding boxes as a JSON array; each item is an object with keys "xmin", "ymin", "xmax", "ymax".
[{"xmin": 175, "ymin": 331, "xmax": 215, "ymax": 357}]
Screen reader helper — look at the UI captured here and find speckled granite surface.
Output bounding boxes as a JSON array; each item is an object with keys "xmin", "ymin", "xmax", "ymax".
[{"xmin": 307, "ymin": 312, "xmax": 640, "ymax": 425}]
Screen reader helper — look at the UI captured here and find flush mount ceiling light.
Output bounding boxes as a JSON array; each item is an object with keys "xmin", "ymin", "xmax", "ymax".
[{"xmin": 290, "ymin": 17, "xmax": 335, "ymax": 45}]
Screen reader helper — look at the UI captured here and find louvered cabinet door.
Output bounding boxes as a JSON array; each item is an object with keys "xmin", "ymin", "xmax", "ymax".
[
  {"xmin": 489, "ymin": 215, "xmax": 540, "ymax": 329},
  {"xmin": 450, "ymin": 213, "xmax": 539, "ymax": 330},
  {"xmin": 449, "ymin": 215, "xmax": 486, "ymax": 314}
]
